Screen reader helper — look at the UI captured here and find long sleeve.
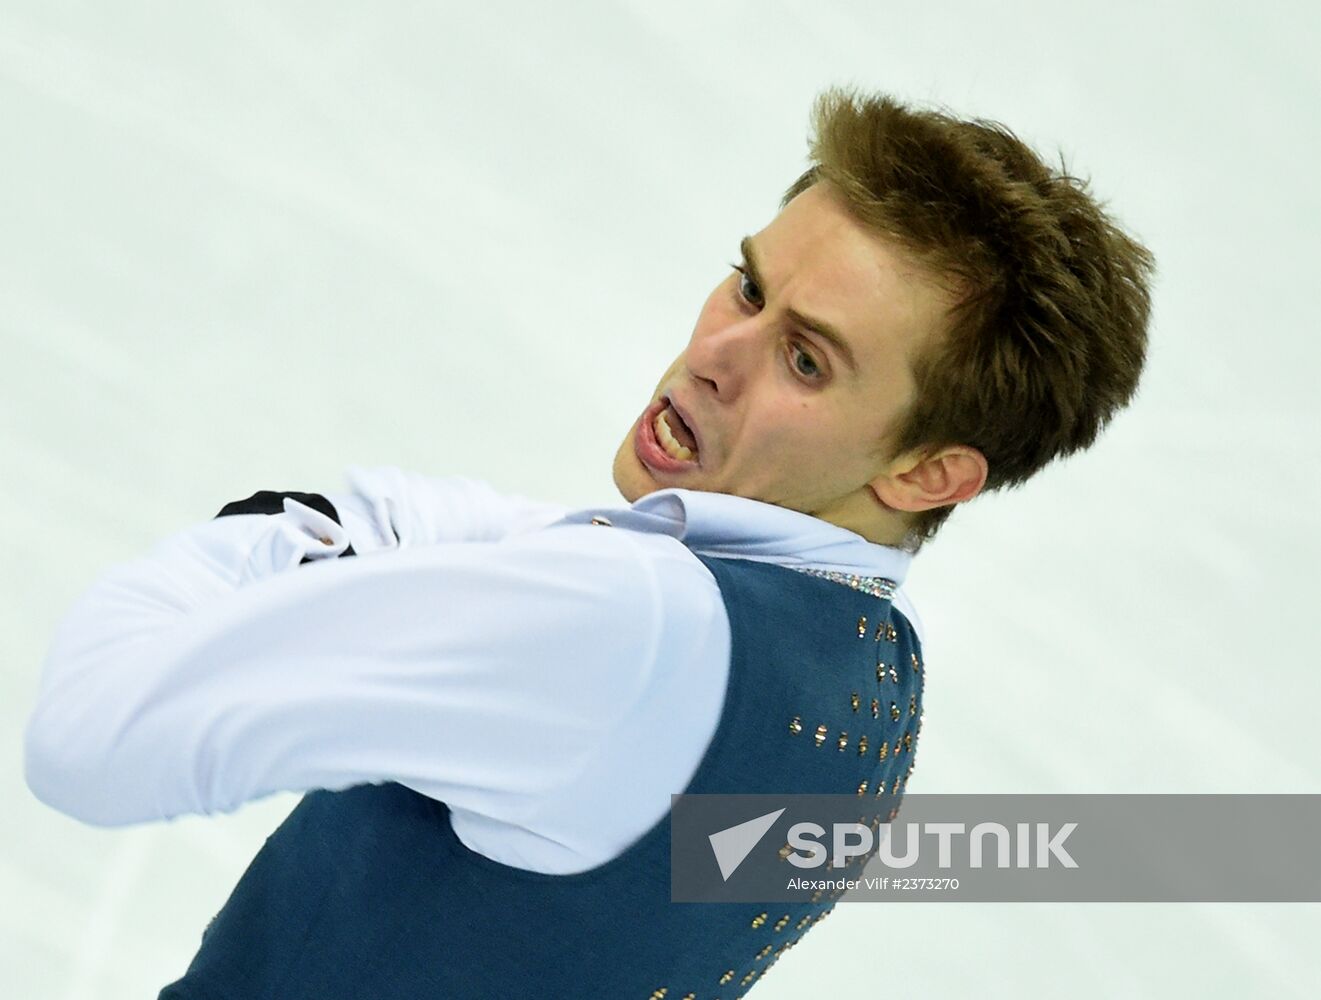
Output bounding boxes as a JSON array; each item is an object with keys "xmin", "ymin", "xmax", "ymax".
[
  {"xmin": 23, "ymin": 512, "xmax": 664, "ymax": 829},
  {"xmin": 324, "ymin": 465, "xmax": 574, "ymax": 555}
]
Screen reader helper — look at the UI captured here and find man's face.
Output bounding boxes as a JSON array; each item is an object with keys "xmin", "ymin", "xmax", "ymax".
[{"xmin": 612, "ymin": 182, "xmax": 953, "ymax": 532}]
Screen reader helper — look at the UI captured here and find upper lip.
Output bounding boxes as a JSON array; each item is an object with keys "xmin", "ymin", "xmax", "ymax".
[{"xmin": 661, "ymin": 392, "xmax": 703, "ymax": 458}]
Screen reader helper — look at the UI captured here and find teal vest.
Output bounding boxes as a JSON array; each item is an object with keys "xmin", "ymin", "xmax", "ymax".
[{"xmin": 158, "ymin": 550, "xmax": 925, "ymax": 999}]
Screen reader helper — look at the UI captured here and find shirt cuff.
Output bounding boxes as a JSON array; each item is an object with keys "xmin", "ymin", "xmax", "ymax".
[{"xmin": 238, "ymin": 498, "xmax": 353, "ymax": 584}]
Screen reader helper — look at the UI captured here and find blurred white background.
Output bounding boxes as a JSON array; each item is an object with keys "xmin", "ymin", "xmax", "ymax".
[{"xmin": 3, "ymin": 1, "xmax": 1318, "ymax": 996}]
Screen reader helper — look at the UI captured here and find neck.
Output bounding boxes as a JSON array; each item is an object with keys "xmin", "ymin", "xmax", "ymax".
[{"xmin": 811, "ymin": 489, "xmax": 913, "ymax": 549}]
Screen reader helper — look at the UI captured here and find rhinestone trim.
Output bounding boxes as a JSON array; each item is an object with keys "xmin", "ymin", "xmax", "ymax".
[{"xmin": 790, "ymin": 567, "xmax": 898, "ymax": 600}]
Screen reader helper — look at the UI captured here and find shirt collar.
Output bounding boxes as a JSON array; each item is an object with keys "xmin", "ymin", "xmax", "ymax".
[{"xmin": 555, "ymin": 487, "xmax": 913, "ymax": 587}]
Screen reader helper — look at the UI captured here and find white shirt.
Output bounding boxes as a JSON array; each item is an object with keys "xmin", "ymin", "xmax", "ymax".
[{"xmin": 23, "ymin": 466, "xmax": 921, "ymax": 874}]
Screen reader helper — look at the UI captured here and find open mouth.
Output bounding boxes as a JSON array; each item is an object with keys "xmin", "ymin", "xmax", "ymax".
[
  {"xmin": 635, "ymin": 397, "xmax": 701, "ymax": 471},
  {"xmin": 656, "ymin": 400, "xmax": 699, "ymax": 458}
]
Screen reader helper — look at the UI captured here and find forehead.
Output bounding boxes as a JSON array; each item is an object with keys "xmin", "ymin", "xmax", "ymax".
[{"xmin": 754, "ymin": 183, "xmax": 951, "ymax": 370}]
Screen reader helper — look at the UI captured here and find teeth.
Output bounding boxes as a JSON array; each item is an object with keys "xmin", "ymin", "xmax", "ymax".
[{"xmin": 654, "ymin": 411, "xmax": 696, "ymax": 461}]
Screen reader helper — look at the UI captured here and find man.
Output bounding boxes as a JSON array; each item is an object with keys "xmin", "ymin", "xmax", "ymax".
[{"xmin": 24, "ymin": 87, "xmax": 1153, "ymax": 998}]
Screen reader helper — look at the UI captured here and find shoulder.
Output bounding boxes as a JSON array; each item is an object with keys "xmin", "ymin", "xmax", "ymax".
[
  {"xmin": 504, "ymin": 523, "xmax": 729, "ymax": 664},
  {"xmin": 509, "ymin": 522, "xmax": 725, "ymax": 621}
]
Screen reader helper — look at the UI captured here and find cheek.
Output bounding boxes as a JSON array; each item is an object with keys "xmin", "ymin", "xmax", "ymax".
[
  {"xmin": 779, "ymin": 403, "xmax": 853, "ymax": 459},
  {"xmin": 746, "ymin": 404, "xmax": 814, "ymax": 455}
]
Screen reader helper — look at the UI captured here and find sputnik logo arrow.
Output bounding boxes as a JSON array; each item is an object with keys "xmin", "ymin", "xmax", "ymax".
[{"xmin": 708, "ymin": 807, "xmax": 786, "ymax": 881}]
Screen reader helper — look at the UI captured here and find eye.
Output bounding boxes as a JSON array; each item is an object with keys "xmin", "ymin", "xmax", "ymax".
[
  {"xmin": 730, "ymin": 263, "xmax": 763, "ymax": 308},
  {"xmin": 789, "ymin": 343, "xmax": 825, "ymax": 380},
  {"xmin": 730, "ymin": 262, "xmax": 826, "ymax": 382}
]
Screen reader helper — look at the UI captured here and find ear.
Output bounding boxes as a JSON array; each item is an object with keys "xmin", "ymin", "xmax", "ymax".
[{"xmin": 870, "ymin": 445, "xmax": 987, "ymax": 513}]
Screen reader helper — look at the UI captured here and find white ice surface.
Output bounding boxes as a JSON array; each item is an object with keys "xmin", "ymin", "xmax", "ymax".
[{"xmin": 2, "ymin": 2, "xmax": 1317, "ymax": 997}]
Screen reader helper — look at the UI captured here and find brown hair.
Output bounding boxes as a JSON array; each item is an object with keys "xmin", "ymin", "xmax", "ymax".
[{"xmin": 782, "ymin": 87, "xmax": 1154, "ymax": 551}]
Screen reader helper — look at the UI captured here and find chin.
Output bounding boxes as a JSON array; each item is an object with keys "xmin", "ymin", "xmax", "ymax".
[{"xmin": 610, "ymin": 439, "xmax": 645, "ymax": 503}]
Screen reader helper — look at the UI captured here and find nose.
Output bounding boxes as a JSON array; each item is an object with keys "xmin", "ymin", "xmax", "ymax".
[{"xmin": 684, "ymin": 303, "xmax": 766, "ymax": 404}]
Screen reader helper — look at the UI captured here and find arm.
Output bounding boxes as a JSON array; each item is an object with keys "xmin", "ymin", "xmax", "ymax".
[
  {"xmin": 185, "ymin": 464, "xmax": 572, "ymax": 587},
  {"xmin": 324, "ymin": 465, "xmax": 573, "ymax": 555},
  {"xmin": 23, "ymin": 519, "xmax": 661, "ymax": 827},
  {"xmin": 206, "ymin": 465, "xmax": 572, "ymax": 561}
]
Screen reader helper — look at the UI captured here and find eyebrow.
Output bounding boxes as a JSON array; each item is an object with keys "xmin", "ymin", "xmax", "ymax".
[{"xmin": 739, "ymin": 235, "xmax": 860, "ymax": 379}]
